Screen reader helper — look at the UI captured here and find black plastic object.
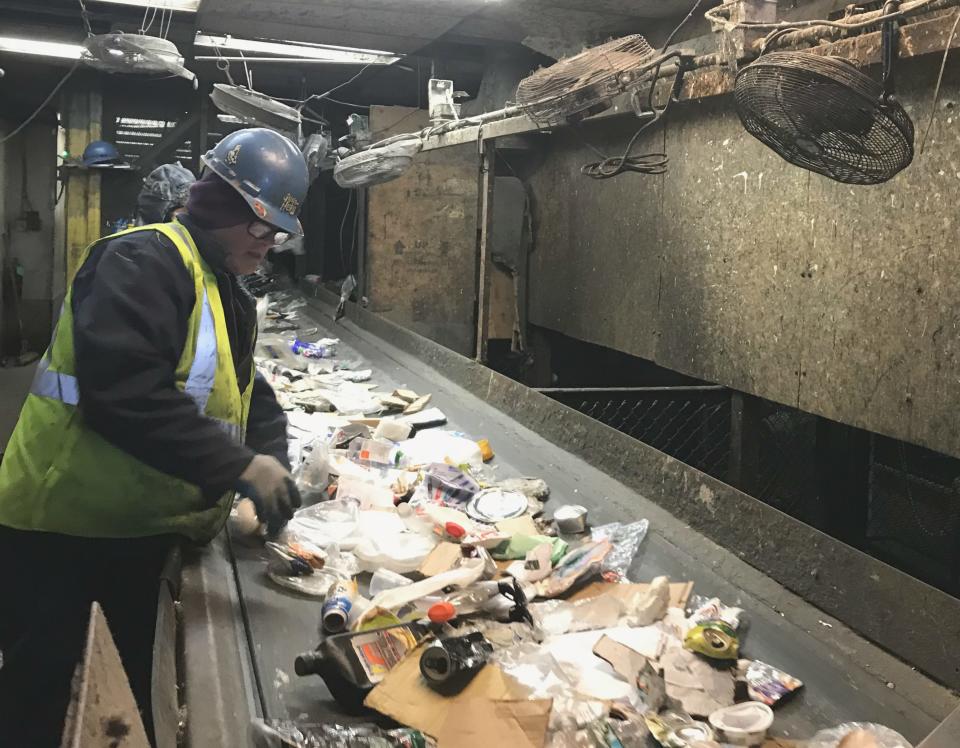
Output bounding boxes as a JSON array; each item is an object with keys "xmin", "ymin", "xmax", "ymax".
[
  {"xmin": 419, "ymin": 632, "xmax": 494, "ymax": 695},
  {"xmin": 734, "ymin": 51, "xmax": 914, "ymax": 185},
  {"xmin": 294, "ymin": 622, "xmax": 430, "ymax": 713}
]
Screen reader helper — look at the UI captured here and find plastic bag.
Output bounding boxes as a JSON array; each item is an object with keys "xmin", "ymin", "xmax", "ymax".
[
  {"xmin": 293, "ymin": 440, "xmax": 330, "ymax": 502},
  {"xmin": 590, "ymin": 520, "xmax": 649, "ymax": 582},
  {"xmin": 282, "ymin": 499, "xmax": 358, "ymax": 548},
  {"xmin": 808, "ymin": 723, "xmax": 912, "ymax": 748},
  {"xmin": 353, "ymin": 530, "xmax": 437, "ymax": 574},
  {"xmin": 368, "ymin": 567, "xmax": 414, "ymax": 598},
  {"xmin": 398, "ymin": 430, "xmax": 484, "ymax": 471}
]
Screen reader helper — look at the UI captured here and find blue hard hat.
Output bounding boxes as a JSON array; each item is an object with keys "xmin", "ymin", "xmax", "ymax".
[
  {"xmin": 201, "ymin": 128, "xmax": 309, "ymax": 236},
  {"xmin": 82, "ymin": 140, "xmax": 122, "ymax": 167}
]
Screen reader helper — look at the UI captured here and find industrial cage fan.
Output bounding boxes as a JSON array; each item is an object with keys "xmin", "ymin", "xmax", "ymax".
[
  {"xmin": 516, "ymin": 35, "xmax": 664, "ymax": 125},
  {"xmin": 210, "ymin": 83, "xmax": 302, "ymax": 134},
  {"xmin": 733, "ymin": 22, "xmax": 914, "ymax": 185},
  {"xmin": 81, "ymin": 33, "xmax": 195, "ymax": 84}
]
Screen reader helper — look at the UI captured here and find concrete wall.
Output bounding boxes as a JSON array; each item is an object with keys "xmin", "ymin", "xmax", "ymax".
[
  {"xmin": 1, "ymin": 121, "xmax": 58, "ymax": 354},
  {"xmin": 366, "ymin": 106, "xmax": 480, "ymax": 356},
  {"xmin": 526, "ymin": 54, "xmax": 960, "ymax": 459}
]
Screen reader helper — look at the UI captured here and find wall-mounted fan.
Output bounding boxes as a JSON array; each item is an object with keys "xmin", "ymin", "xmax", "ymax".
[
  {"xmin": 734, "ymin": 22, "xmax": 914, "ymax": 184},
  {"xmin": 516, "ymin": 35, "xmax": 665, "ymax": 125},
  {"xmin": 81, "ymin": 33, "xmax": 195, "ymax": 84},
  {"xmin": 210, "ymin": 83, "xmax": 302, "ymax": 134},
  {"xmin": 516, "ymin": 34, "xmax": 693, "ymax": 178},
  {"xmin": 333, "ymin": 137, "xmax": 422, "ymax": 189}
]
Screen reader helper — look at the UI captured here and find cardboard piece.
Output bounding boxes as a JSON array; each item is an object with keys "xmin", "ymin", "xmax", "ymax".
[
  {"xmin": 403, "ymin": 394, "xmax": 432, "ymax": 415},
  {"xmin": 364, "ymin": 645, "xmax": 529, "ymax": 739},
  {"xmin": 435, "ymin": 698, "xmax": 553, "ymax": 748},
  {"xmin": 660, "ymin": 646, "xmax": 735, "ymax": 717},
  {"xmin": 918, "ymin": 701, "xmax": 960, "ymax": 748},
  {"xmin": 568, "ymin": 580, "xmax": 694, "ymax": 610},
  {"xmin": 592, "ymin": 634, "xmax": 648, "ymax": 681},
  {"xmin": 418, "ymin": 542, "xmax": 463, "ymax": 577}
]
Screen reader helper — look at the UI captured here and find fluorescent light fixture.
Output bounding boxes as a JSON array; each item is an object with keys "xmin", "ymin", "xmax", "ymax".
[
  {"xmin": 0, "ymin": 36, "xmax": 83, "ymax": 59},
  {"xmin": 194, "ymin": 33, "xmax": 400, "ymax": 65},
  {"xmin": 91, "ymin": 0, "xmax": 200, "ymax": 11}
]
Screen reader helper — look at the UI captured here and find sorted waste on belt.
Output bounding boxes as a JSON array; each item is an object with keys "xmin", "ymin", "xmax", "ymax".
[{"xmin": 236, "ymin": 289, "xmax": 914, "ymax": 748}]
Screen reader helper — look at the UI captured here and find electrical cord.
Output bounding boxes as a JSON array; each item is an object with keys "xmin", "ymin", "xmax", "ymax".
[
  {"xmin": 0, "ymin": 59, "xmax": 81, "ymax": 145},
  {"xmin": 338, "ymin": 188, "xmax": 355, "ymax": 273},
  {"xmin": 578, "ymin": 0, "xmax": 701, "ymax": 179}
]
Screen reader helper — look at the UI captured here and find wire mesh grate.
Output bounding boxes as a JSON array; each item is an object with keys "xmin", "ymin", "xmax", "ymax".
[{"xmin": 544, "ymin": 388, "xmax": 732, "ymax": 480}]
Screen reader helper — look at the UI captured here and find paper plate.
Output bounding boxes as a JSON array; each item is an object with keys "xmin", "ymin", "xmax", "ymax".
[{"xmin": 466, "ymin": 488, "xmax": 528, "ymax": 523}]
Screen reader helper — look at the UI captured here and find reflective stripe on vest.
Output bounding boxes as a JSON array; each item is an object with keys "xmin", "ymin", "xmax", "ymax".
[
  {"xmin": 31, "ymin": 356, "xmax": 79, "ymax": 406},
  {"xmin": 30, "ymin": 223, "xmax": 221, "ymax": 417}
]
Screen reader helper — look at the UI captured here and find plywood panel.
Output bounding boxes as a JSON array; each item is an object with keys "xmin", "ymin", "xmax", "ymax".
[
  {"xmin": 526, "ymin": 55, "xmax": 960, "ymax": 459},
  {"xmin": 528, "ymin": 119, "xmax": 664, "ymax": 363},
  {"xmin": 367, "ymin": 106, "xmax": 480, "ymax": 356}
]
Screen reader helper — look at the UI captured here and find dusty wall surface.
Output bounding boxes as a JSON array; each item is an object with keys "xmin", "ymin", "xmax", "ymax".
[
  {"xmin": 527, "ymin": 55, "xmax": 960, "ymax": 458},
  {"xmin": 366, "ymin": 106, "xmax": 480, "ymax": 356},
  {"xmin": 1, "ymin": 121, "xmax": 57, "ymax": 354}
]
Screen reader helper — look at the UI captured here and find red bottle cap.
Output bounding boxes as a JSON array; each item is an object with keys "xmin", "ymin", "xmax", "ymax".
[
  {"xmin": 444, "ymin": 521, "xmax": 466, "ymax": 539},
  {"xmin": 428, "ymin": 601, "xmax": 456, "ymax": 624}
]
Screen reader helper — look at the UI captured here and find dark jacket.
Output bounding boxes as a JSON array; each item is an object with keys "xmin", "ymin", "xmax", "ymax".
[{"xmin": 70, "ymin": 214, "xmax": 289, "ymax": 500}]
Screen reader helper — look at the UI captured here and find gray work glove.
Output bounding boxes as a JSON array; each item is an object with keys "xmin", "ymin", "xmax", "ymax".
[{"xmin": 236, "ymin": 455, "xmax": 302, "ymax": 536}]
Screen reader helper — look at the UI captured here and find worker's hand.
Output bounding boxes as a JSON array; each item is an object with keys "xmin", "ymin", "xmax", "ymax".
[{"xmin": 236, "ymin": 455, "xmax": 301, "ymax": 536}]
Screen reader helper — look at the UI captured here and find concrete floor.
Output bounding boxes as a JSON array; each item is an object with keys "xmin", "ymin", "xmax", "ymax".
[{"xmin": 0, "ymin": 363, "xmax": 34, "ymax": 452}]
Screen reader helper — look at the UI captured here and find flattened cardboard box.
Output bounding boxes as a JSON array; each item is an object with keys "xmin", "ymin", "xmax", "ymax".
[{"xmin": 364, "ymin": 644, "xmax": 529, "ymax": 739}]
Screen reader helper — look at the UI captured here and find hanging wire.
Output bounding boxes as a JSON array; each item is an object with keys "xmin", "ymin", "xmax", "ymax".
[
  {"xmin": 212, "ymin": 44, "xmax": 237, "ymax": 86},
  {"xmin": 0, "ymin": 59, "xmax": 81, "ymax": 145},
  {"xmin": 577, "ymin": 0, "xmax": 701, "ymax": 179},
  {"xmin": 919, "ymin": 7, "xmax": 960, "ymax": 153},
  {"xmin": 165, "ymin": 5, "xmax": 175, "ymax": 39},
  {"xmin": 76, "ymin": 0, "xmax": 94, "ymax": 36},
  {"xmin": 238, "ymin": 49, "xmax": 253, "ymax": 90},
  {"xmin": 339, "ymin": 189, "xmax": 355, "ymax": 273},
  {"xmin": 140, "ymin": 0, "xmax": 159, "ymax": 35}
]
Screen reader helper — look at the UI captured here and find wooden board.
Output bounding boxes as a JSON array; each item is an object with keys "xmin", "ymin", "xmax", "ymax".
[
  {"xmin": 61, "ymin": 602, "xmax": 150, "ymax": 748},
  {"xmin": 367, "ymin": 106, "xmax": 480, "ymax": 357}
]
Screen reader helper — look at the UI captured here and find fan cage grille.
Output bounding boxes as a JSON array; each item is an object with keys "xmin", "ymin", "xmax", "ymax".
[
  {"xmin": 517, "ymin": 35, "xmax": 657, "ymax": 124},
  {"xmin": 734, "ymin": 52, "xmax": 914, "ymax": 185}
]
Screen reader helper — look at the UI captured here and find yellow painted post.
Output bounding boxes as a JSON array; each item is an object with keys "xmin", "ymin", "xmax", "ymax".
[{"xmin": 63, "ymin": 84, "xmax": 102, "ymax": 283}]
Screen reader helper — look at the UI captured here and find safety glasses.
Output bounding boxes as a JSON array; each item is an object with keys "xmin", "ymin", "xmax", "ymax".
[{"xmin": 247, "ymin": 220, "xmax": 290, "ymax": 245}]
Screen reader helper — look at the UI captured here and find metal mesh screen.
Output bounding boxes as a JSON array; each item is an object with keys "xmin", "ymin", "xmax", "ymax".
[
  {"xmin": 734, "ymin": 51, "xmax": 914, "ymax": 185},
  {"xmin": 542, "ymin": 387, "xmax": 732, "ymax": 480},
  {"xmin": 867, "ymin": 436, "xmax": 960, "ymax": 589},
  {"xmin": 543, "ymin": 385, "xmax": 959, "ymax": 594}
]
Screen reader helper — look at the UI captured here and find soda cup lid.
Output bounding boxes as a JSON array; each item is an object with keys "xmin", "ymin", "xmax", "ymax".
[{"xmin": 428, "ymin": 601, "xmax": 457, "ymax": 624}]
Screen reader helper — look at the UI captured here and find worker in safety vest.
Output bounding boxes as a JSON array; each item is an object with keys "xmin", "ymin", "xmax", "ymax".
[{"xmin": 0, "ymin": 128, "xmax": 307, "ymax": 746}]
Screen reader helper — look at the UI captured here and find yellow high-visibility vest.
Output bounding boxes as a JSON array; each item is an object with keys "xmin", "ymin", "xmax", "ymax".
[{"xmin": 0, "ymin": 220, "xmax": 254, "ymax": 542}]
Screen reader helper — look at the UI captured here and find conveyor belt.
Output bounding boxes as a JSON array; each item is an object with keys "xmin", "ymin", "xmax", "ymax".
[{"xmin": 194, "ymin": 297, "xmax": 955, "ymax": 744}]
